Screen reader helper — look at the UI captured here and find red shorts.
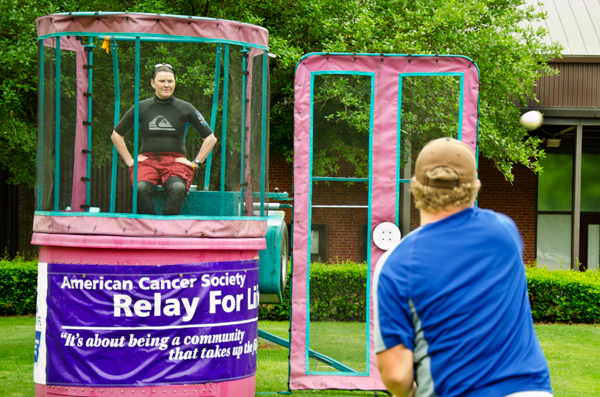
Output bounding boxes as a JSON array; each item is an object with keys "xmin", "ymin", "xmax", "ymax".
[{"xmin": 129, "ymin": 152, "xmax": 195, "ymax": 190}]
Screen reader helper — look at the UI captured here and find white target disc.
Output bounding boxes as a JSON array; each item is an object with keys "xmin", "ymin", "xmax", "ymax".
[{"xmin": 373, "ymin": 222, "xmax": 401, "ymax": 251}]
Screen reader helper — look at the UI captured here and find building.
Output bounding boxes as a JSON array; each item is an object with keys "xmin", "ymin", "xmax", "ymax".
[{"xmin": 524, "ymin": 0, "xmax": 600, "ymax": 270}]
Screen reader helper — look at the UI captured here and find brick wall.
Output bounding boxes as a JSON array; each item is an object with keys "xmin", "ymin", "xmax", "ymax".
[
  {"xmin": 268, "ymin": 151, "xmax": 369, "ymax": 263},
  {"xmin": 477, "ymin": 157, "xmax": 538, "ymax": 264},
  {"xmin": 267, "ymin": 151, "xmax": 294, "ymax": 223},
  {"xmin": 270, "ymin": 151, "xmax": 538, "ymax": 264}
]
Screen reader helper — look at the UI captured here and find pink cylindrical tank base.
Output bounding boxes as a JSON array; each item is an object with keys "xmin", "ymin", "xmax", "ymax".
[
  {"xmin": 33, "ymin": 234, "xmax": 264, "ymax": 397},
  {"xmin": 35, "ymin": 375, "xmax": 256, "ymax": 396}
]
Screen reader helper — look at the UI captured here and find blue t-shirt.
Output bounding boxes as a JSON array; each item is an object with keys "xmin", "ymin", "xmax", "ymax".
[{"xmin": 374, "ymin": 207, "xmax": 552, "ymax": 397}]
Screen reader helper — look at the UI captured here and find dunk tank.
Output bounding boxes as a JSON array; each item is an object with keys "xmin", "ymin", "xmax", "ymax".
[{"xmin": 32, "ymin": 12, "xmax": 289, "ymax": 396}]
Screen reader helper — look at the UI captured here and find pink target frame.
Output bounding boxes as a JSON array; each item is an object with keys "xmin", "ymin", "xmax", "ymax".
[{"xmin": 290, "ymin": 53, "xmax": 480, "ymax": 391}]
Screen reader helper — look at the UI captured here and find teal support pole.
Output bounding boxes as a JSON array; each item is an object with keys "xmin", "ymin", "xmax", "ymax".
[
  {"xmin": 204, "ymin": 44, "xmax": 222, "ymax": 191},
  {"xmin": 85, "ymin": 37, "xmax": 94, "ymax": 209},
  {"xmin": 37, "ymin": 41, "xmax": 44, "ymax": 211},
  {"xmin": 220, "ymin": 44, "xmax": 230, "ymax": 216},
  {"xmin": 239, "ymin": 47, "xmax": 248, "ymax": 212},
  {"xmin": 260, "ymin": 51, "xmax": 268, "ymax": 216},
  {"xmin": 54, "ymin": 37, "xmax": 61, "ymax": 212},
  {"xmin": 110, "ymin": 39, "xmax": 120, "ymax": 213},
  {"xmin": 132, "ymin": 38, "xmax": 140, "ymax": 214}
]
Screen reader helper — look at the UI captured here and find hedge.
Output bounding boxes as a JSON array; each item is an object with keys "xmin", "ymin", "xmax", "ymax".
[
  {"xmin": 0, "ymin": 256, "xmax": 38, "ymax": 315},
  {"xmin": 526, "ymin": 267, "xmax": 600, "ymax": 323},
  {"xmin": 3, "ymin": 258, "xmax": 600, "ymax": 324},
  {"xmin": 260, "ymin": 264, "xmax": 600, "ymax": 324},
  {"xmin": 259, "ymin": 261, "xmax": 368, "ymax": 322}
]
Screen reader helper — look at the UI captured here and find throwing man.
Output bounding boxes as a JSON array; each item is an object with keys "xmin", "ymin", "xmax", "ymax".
[
  {"xmin": 111, "ymin": 63, "xmax": 217, "ymax": 215},
  {"xmin": 374, "ymin": 137, "xmax": 553, "ymax": 397}
]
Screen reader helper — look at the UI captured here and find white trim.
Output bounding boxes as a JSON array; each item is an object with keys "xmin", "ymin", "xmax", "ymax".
[
  {"xmin": 62, "ymin": 317, "xmax": 259, "ymax": 331},
  {"xmin": 33, "ymin": 262, "xmax": 48, "ymax": 384}
]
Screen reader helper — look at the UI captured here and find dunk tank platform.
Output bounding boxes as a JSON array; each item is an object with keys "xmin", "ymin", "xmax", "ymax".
[{"xmin": 32, "ymin": 12, "xmax": 288, "ymax": 397}]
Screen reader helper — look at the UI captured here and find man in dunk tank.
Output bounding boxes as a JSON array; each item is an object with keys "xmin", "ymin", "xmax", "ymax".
[{"xmin": 33, "ymin": 12, "xmax": 269, "ymax": 397}]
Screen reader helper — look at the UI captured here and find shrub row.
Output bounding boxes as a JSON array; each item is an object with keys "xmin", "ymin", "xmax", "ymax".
[
  {"xmin": 0, "ymin": 256, "xmax": 38, "ymax": 315},
  {"xmin": 3, "ymin": 258, "xmax": 599, "ymax": 324},
  {"xmin": 259, "ymin": 261, "xmax": 369, "ymax": 321},
  {"xmin": 260, "ymin": 264, "xmax": 600, "ymax": 324},
  {"xmin": 526, "ymin": 267, "xmax": 600, "ymax": 323}
]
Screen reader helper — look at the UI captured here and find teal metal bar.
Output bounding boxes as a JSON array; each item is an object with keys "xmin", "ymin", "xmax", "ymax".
[
  {"xmin": 396, "ymin": 77, "xmax": 403, "ymax": 225},
  {"xmin": 37, "ymin": 41, "xmax": 44, "ymax": 211},
  {"xmin": 132, "ymin": 38, "xmax": 140, "ymax": 214},
  {"xmin": 311, "ymin": 177, "xmax": 369, "ymax": 182},
  {"xmin": 306, "ymin": 72, "xmax": 316, "ymax": 369},
  {"xmin": 257, "ymin": 330, "xmax": 357, "ymax": 373},
  {"xmin": 110, "ymin": 39, "xmax": 120, "ymax": 213},
  {"xmin": 458, "ymin": 74, "xmax": 464, "ymax": 141},
  {"xmin": 259, "ymin": 51, "xmax": 268, "ymax": 217},
  {"xmin": 305, "ymin": 70, "xmax": 375, "ymax": 376},
  {"xmin": 285, "ymin": 222, "xmax": 294, "ymax": 392},
  {"xmin": 204, "ymin": 44, "xmax": 222, "ymax": 191},
  {"xmin": 38, "ymin": 33, "xmax": 269, "ymax": 51},
  {"xmin": 54, "ymin": 37, "xmax": 61, "ymax": 212},
  {"xmin": 252, "ymin": 192, "xmax": 290, "ymax": 199},
  {"xmin": 220, "ymin": 44, "xmax": 230, "ymax": 216},
  {"xmin": 239, "ymin": 47, "xmax": 249, "ymax": 211},
  {"xmin": 365, "ymin": 73, "xmax": 376, "ymax": 373},
  {"xmin": 85, "ymin": 37, "xmax": 94, "ymax": 209},
  {"xmin": 257, "ymin": 329, "xmax": 289, "ymax": 348}
]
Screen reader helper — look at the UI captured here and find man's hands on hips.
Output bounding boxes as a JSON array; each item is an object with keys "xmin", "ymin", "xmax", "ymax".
[
  {"xmin": 127, "ymin": 155, "xmax": 148, "ymax": 168},
  {"xmin": 126, "ymin": 155, "xmax": 201, "ymax": 170},
  {"xmin": 174, "ymin": 157, "xmax": 201, "ymax": 170}
]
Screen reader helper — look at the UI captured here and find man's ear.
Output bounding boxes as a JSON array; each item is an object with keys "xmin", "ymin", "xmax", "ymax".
[{"xmin": 150, "ymin": 79, "xmax": 155, "ymax": 89}]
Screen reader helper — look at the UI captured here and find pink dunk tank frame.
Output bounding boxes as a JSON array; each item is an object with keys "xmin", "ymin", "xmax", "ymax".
[
  {"xmin": 35, "ymin": 13, "xmax": 268, "ymax": 232},
  {"xmin": 290, "ymin": 53, "xmax": 479, "ymax": 391},
  {"xmin": 34, "ymin": 13, "xmax": 270, "ymax": 397}
]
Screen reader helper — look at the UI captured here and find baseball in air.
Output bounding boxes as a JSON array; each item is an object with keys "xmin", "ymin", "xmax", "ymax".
[{"xmin": 519, "ymin": 110, "xmax": 544, "ymax": 131}]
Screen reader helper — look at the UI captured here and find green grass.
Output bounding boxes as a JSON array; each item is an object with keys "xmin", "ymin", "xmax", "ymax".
[
  {"xmin": 308, "ymin": 321, "xmax": 367, "ymax": 372},
  {"xmin": 0, "ymin": 316, "xmax": 36, "ymax": 397},
  {"xmin": 2, "ymin": 317, "xmax": 599, "ymax": 397},
  {"xmin": 257, "ymin": 321, "xmax": 377, "ymax": 396},
  {"xmin": 535, "ymin": 324, "xmax": 600, "ymax": 397},
  {"xmin": 257, "ymin": 322, "xmax": 600, "ymax": 396}
]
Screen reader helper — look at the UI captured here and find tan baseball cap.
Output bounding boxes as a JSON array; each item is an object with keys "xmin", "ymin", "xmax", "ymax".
[{"xmin": 414, "ymin": 137, "xmax": 477, "ymax": 189}]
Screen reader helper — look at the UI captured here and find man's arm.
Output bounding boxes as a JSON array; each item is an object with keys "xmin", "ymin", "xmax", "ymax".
[
  {"xmin": 194, "ymin": 133, "xmax": 217, "ymax": 163},
  {"xmin": 111, "ymin": 130, "xmax": 134, "ymax": 168},
  {"xmin": 175, "ymin": 133, "xmax": 217, "ymax": 168},
  {"xmin": 377, "ymin": 344, "xmax": 415, "ymax": 397}
]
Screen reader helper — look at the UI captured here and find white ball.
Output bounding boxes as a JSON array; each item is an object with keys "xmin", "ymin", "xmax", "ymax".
[{"xmin": 520, "ymin": 110, "xmax": 544, "ymax": 131}]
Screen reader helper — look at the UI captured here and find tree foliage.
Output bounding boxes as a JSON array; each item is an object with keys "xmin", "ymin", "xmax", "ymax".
[
  {"xmin": 0, "ymin": 0, "xmax": 560, "ymax": 186},
  {"xmin": 253, "ymin": 0, "xmax": 562, "ymax": 180}
]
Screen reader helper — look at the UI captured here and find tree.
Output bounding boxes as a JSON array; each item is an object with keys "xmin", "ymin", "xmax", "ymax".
[
  {"xmin": 0, "ymin": 0, "xmax": 560, "ymax": 186},
  {"xmin": 0, "ymin": 0, "xmax": 169, "ymax": 187},
  {"xmin": 244, "ymin": 0, "xmax": 562, "ymax": 180}
]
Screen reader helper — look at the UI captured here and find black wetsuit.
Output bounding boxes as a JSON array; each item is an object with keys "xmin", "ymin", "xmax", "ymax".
[
  {"xmin": 114, "ymin": 95, "xmax": 213, "ymax": 154},
  {"xmin": 114, "ymin": 95, "xmax": 213, "ymax": 215}
]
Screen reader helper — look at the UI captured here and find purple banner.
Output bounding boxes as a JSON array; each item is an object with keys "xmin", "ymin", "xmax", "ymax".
[{"xmin": 45, "ymin": 260, "xmax": 259, "ymax": 386}]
